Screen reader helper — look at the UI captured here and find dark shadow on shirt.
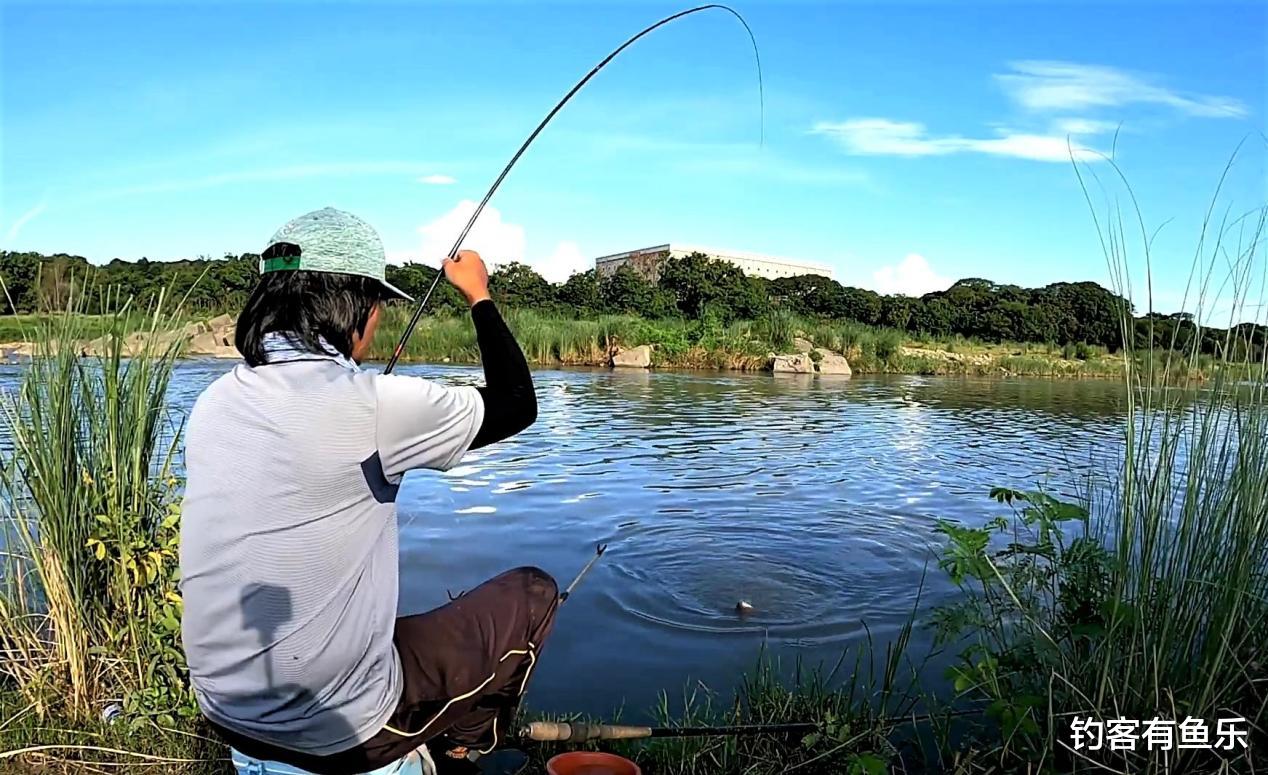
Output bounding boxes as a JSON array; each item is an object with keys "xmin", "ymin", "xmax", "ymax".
[{"xmin": 204, "ymin": 582, "xmax": 367, "ymax": 775}]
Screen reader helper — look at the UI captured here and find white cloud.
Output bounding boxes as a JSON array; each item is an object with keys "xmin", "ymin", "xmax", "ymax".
[
  {"xmin": 411, "ymin": 202, "xmax": 590, "ymax": 282},
  {"xmin": 996, "ymin": 61, "xmax": 1248, "ymax": 118},
  {"xmin": 532, "ymin": 241, "xmax": 589, "ymax": 283},
  {"xmin": 869, "ymin": 254, "xmax": 950, "ymax": 297},
  {"xmin": 416, "ymin": 200, "xmax": 526, "ymax": 266},
  {"xmin": 418, "ymin": 174, "xmax": 456, "ymax": 185},
  {"xmin": 4, "ymin": 202, "xmax": 48, "ymax": 243},
  {"xmin": 813, "ymin": 61, "xmax": 1245, "ymax": 166},
  {"xmin": 811, "ymin": 119, "xmax": 1104, "ymax": 163},
  {"xmin": 1052, "ymin": 118, "xmax": 1121, "ymax": 135}
]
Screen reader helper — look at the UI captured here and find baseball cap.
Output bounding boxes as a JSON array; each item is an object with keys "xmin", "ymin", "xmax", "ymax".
[{"xmin": 260, "ymin": 207, "xmax": 412, "ymax": 301}]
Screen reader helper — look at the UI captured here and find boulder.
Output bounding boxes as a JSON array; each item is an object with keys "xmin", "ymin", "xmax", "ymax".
[
  {"xmin": 1, "ymin": 342, "xmax": 33, "ymax": 360},
  {"xmin": 612, "ymin": 344, "xmax": 652, "ymax": 368},
  {"xmin": 123, "ymin": 332, "xmax": 151, "ymax": 356},
  {"xmin": 816, "ymin": 352, "xmax": 853, "ymax": 376},
  {"xmin": 203, "ymin": 314, "xmax": 235, "ymax": 345},
  {"xmin": 207, "ymin": 313, "xmax": 235, "ymax": 331},
  {"xmin": 81, "ymin": 336, "xmax": 110, "ymax": 357},
  {"xmin": 188, "ymin": 332, "xmax": 222, "ymax": 354},
  {"xmin": 181, "ymin": 321, "xmax": 208, "ymax": 339},
  {"xmin": 792, "ymin": 337, "xmax": 815, "ymax": 353},
  {"xmin": 771, "ymin": 353, "xmax": 814, "ymax": 374}
]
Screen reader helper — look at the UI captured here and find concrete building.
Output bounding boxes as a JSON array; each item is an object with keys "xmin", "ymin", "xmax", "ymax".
[{"xmin": 594, "ymin": 244, "xmax": 834, "ymax": 283}]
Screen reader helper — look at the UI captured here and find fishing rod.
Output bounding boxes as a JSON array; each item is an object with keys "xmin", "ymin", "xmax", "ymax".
[
  {"xmin": 523, "ymin": 707, "xmax": 994, "ymax": 745},
  {"xmin": 520, "ymin": 720, "xmax": 817, "ymax": 743},
  {"xmin": 445, "ymin": 543, "xmax": 607, "ymax": 604},
  {"xmin": 560, "ymin": 543, "xmax": 606, "ymax": 603},
  {"xmin": 384, "ymin": 4, "xmax": 763, "ymax": 374}
]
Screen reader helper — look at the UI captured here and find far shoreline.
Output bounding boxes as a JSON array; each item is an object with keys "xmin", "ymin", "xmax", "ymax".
[
  {"xmin": 1, "ymin": 308, "xmax": 1242, "ymax": 383},
  {"xmin": 167, "ymin": 350, "xmax": 1134, "ymax": 380}
]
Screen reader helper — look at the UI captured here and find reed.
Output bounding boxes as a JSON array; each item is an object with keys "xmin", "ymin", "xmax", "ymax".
[
  {"xmin": 931, "ymin": 155, "xmax": 1268, "ymax": 772},
  {"xmin": 0, "ymin": 285, "xmax": 191, "ymax": 728}
]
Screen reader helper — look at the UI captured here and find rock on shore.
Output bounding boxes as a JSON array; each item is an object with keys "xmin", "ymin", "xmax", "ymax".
[
  {"xmin": 769, "ymin": 346, "xmax": 852, "ymax": 376},
  {"xmin": 611, "ymin": 344, "xmax": 652, "ymax": 368},
  {"xmin": 817, "ymin": 352, "xmax": 852, "ymax": 375},
  {"xmin": 770, "ymin": 353, "xmax": 815, "ymax": 373},
  {"xmin": 184, "ymin": 314, "xmax": 238, "ymax": 357}
]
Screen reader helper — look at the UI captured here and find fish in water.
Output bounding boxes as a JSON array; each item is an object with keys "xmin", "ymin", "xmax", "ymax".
[{"xmin": 735, "ymin": 600, "xmax": 754, "ymax": 614}]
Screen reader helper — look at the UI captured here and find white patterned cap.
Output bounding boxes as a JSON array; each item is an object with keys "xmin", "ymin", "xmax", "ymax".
[{"xmin": 261, "ymin": 207, "xmax": 411, "ymax": 300}]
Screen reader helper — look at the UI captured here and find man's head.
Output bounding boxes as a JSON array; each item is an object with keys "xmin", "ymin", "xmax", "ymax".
[{"xmin": 236, "ymin": 208, "xmax": 411, "ymax": 367}]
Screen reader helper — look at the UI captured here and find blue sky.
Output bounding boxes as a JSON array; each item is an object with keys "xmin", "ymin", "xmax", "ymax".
[{"xmin": 2, "ymin": 0, "xmax": 1265, "ymax": 317}]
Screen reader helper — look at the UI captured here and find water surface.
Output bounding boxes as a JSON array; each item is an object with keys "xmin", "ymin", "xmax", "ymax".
[{"xmin": 10, "ymin": 361, "xmax": 1137, "ymax": 719}]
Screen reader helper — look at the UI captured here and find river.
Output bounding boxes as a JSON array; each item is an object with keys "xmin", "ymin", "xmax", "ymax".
[{"xmin": 156, "ymin": 360, "xmax": 1138, "ymax": 720}]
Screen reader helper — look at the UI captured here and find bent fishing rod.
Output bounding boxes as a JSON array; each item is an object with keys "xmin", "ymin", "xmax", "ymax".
[{"xmin": 384, "ymin": 4, "xmax": 763, "ymax": 374}]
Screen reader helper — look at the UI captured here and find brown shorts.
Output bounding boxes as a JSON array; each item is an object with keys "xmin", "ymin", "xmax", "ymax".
[{"xmin": 211, "ymin": 566, "xmax": 559, "ymax": 774}]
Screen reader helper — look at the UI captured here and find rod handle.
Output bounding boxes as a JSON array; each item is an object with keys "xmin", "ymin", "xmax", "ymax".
[{"xmin": 521, "ymin": 721, "xmax": 653, "ymax": 742}]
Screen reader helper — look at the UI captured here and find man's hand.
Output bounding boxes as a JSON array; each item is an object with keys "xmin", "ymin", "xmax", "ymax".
[{"xmin": 443, "ymin": 250, "xmax": 492, "ymax": 306}]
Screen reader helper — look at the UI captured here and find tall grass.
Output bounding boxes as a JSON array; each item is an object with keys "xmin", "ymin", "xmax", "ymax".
[
  {"xmin": 370, "ymin": 306, "xmax": 1145, "ymax": 378},
  {"xmin": 0, "ymin": 288, "xmax": 191, "ymax": 727},
  {"xmin": 370, "ymin": 307, "xmax": 772, "ymax": 370},
  {"xmin": 755, "ymin": 308, "xmax": 796, "ymax": 352},
  {"xmin": 932, "ymin": 154, "xmax": 1268, "ymax": 772}
]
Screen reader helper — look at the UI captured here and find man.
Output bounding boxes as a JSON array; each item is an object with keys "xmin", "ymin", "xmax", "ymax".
[{"xmin": 179, "ymin": 207, "xmax": 555, "ymax": 775}]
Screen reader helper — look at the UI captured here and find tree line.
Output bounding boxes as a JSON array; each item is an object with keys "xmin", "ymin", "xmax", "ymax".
[{"xmin": 2, "ymin": 249, "xmax": 1263, "ymax": 358}]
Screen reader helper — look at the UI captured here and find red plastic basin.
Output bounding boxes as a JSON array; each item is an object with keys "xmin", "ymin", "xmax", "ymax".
[{"xmin": 545, "ymin": 751, "xmax": 642, "ymax": 775}]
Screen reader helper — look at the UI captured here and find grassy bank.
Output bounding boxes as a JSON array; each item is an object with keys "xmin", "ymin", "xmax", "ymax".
[
  {"xmin": 3, "ymin": 306, "xmax": 1229, "ymax": 380},
  {"xmin": 369, "ymin": 305, "xmax": 1144, "ymax": 378}
]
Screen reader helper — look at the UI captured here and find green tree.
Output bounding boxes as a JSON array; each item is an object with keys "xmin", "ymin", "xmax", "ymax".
[
  {"xmin": 999, "ymin": 301, "xmax": 1056, "ymax": 344},
  {"xmin": 658, "ymin": 252, "xmax": 755, "ymax": 321},
  {"xmin": 770, "ymin": 273, "xmax": 840, "ymax": 317},
  {"xmin": 1034, "ymin": 282, "xmax": 1131, "ymax": 349},
  {"xmin": 733, "ymin": 276, "xmax": 770, "ymax": 320},
  {"xmin": 557, "ymin": 270, "xmax": 601, "ymax": 314},
  {"xmin": 0, "ymin": 252, "xmax": 42, "ymax": 313},
  {"xmin": 880, "ymin": 295, "xmax": 916, "ymax": 331},
  {"xmin": 601, "ymin": 265, "xmax": 658, "ymax": 316},
  {"xmin": 489, "ymin": 262, "xmax": 553, "ymax": 309},
  {"xmin": 836, "ymin": 287, "xmax": 883, "ymax": 325},
  {"xmin": 912, "ymin": 296, "xmax": 954, "ymax": 335}
]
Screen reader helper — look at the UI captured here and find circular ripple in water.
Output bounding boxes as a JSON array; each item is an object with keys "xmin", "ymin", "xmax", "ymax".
[{"xmin": 602, "ymin": 514, "xmax": 939, "ymax": 645}]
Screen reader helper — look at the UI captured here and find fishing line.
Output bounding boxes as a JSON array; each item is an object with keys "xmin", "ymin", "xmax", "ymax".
[{"xmin": 384, "ymin": 4, "xmax": 764, "ymax": 374}]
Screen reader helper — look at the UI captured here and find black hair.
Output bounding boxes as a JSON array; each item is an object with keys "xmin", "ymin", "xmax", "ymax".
[{"xmin": 235, "ymin": 269, "xmax": 389, "ymax": 367}]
